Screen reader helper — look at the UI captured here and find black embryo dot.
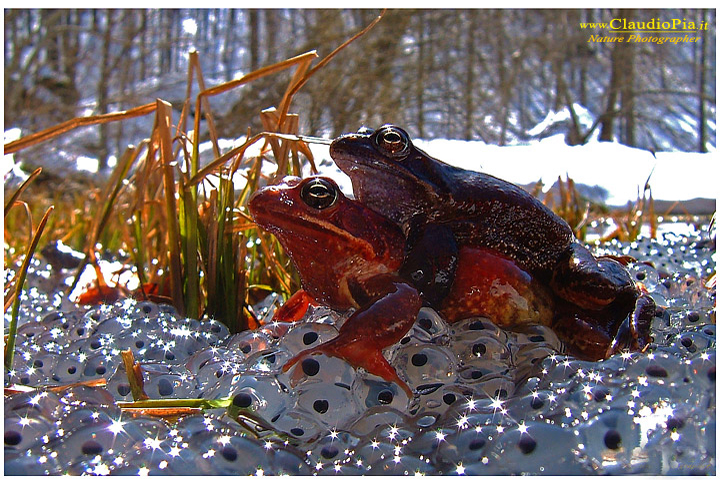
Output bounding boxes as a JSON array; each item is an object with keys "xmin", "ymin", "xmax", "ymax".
[
  {"xmin": 5, "ymin": 430, "xmax": 22, "ymax": 446},
  {"xmin": 303, "ymin": 332, "xmax": 319, "ymax": 345},
  {"xmin": 518, "ymin": 435, "xmax": 537, "ymax": 454},
  {"xmin": 411, "ymin": 353, "xmax": 428, "ymax": 367},
  {"xmin": 233, "ymin": 392, "xmax": 253, "ymax": 408},
  {"xmin": 604, "ymin": 429, "xmax": 622, "ymax": 450},
  {"xmin": 313, "ymin": 399, "xmax": 329, "ymax": 414},
  {"xmin": 302, "ymin": 358, "xmax": 320, "ymax": 376}
]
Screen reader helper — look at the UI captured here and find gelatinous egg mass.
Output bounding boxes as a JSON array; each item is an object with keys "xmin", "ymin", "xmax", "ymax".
[{"xmin": 4, "ymin": 229, "xmax": 715, "ymax": 475}]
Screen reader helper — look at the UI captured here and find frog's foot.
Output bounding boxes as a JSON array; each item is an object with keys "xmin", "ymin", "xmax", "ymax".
[
  {"xmin": 271, "ymin": 290, "xmax": 317, "ymax": 324},
  {"xmin": 605, "ymin": 294, "xmax": 656, "ymax": 358},
  {"xmin": 282, "ymin": 338, "xmax": 414, "ymax": 398}
]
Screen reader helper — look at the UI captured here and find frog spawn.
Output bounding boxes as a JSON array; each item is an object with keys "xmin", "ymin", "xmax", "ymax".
[{"xmin": 4, "ymin": 232, "xmax": 716, "ymax": 475}]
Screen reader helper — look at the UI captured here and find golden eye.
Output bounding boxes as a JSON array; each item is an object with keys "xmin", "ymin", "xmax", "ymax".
[
  {"xmin": 375, "ymin": 126, "xmax": 410, "ymax": 158},
  {"xmin": 300, "ymin": 178, "xmax": 338, "ymax": 210}
]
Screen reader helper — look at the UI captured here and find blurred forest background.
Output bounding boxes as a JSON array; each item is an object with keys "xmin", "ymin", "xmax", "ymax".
[{"xmin": 4, "ymin": 8, "xmax": 716, "ymax": 172}]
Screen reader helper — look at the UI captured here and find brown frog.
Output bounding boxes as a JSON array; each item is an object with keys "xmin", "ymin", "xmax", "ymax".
[{"xmin": 330, "ymin": 125, "xmax": 656, "ymax": 360}]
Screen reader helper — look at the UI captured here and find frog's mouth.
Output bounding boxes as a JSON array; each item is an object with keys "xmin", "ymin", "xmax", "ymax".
[
  {"xmin": 330, "ymin": 135, "xmax": 413, "ymax": 178},
  {"xmin": 332, "ymin": 136, "xmax": 422, "ymax": 184},
  {"xmin": 330, "ymin": 136, "xmax": 437, "ymax": 227}
]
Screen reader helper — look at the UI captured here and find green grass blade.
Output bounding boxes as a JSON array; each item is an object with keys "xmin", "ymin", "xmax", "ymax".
[{"xmin": 5, "ymin": 206, "xmax": 53, "ymax": 370}]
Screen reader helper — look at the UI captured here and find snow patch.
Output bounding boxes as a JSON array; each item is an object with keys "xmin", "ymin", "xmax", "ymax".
[
  {"xmin": 307, "ymin": 134, "xmax": 716, "ymax": 207},
  {"xmin": 76, "ymin": 156, "xmax": 99, "ymax": 173}
]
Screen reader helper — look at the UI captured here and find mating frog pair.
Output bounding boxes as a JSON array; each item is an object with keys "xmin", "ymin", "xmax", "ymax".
[{"xmin": 248, "ymin": 125, "xmax": 656, "ymax": 396}]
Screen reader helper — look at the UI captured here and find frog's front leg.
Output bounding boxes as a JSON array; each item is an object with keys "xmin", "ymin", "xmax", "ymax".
[
  {"xmin": 399, "ymin": 222, "xmax": 458, "ymax": 306},
  {"xmin": 282, "ymin": 279, "xmax": 422, "ymax": 397}
]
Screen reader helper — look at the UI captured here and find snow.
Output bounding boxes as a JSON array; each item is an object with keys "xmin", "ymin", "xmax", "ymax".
[
  {"xmin": 76, "ymin": 156, "xmax": 100, "ymax": 173},
  {"xmin": 182, "ymin": 19, "xmax": 197, "ymax": 36},
  {"xmin": 308, "ymin": 134, "xmax": 718, "ymax": 207},
  {"xmin": 3, "ymin": 128, "xmax": 27, "ymax": 183},
  {"xmin": 527, "ymin": 103, "xmax": 595, "ymax": 137},
  {"xmin": 5, "ymin": 127, "xmax": 717, "ymax": 209}
]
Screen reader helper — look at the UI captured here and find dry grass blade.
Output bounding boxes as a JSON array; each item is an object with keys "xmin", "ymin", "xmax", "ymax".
[
  {"xmin": 67, "ymin": 145, "xmax": 140, "ymax": 294},
  {"xmin": 4, "ymin": 102, "xmax": 157, "ymax": 155},
  {"xmin": 197, "ymin": 51, "xmax": 318, "ymax": 100},
  {"xmin": 5, "ymin": 200, "xmax": 33, "ymax": 252},
  {"xmin": 156, "ymin": 99, "xmax": 186, "ymax": 315},
  {"xmin": 254, "ymin": 229, "xmax": 293, "ymax": 295},
  {"xmin": 4, "ymin": 201, "xmax": 33, "ymax": 313},
  {"xmin": 116, "ymin": 397, "xmax": 232, "ymax": 412},
  {"xmin": 119, "ymin": 407, "xmax": 204, "ymax": 421},
  {"xmin": 261, "ymin": 109, "xmax": 303, "ymax": 181},
  {"xmin": 5, "ymin": 206, "xmax": 53, "ymax": 370},
  {"xmin": 45, "ymin": 378, "xmax": 107, "ymax": 392},
  {"xmin": 121, "ymin": 349, "xmax": 150, "ymax": 401},
  {"xmin": 4, "ymin": 378, "xmax": 107, "ymax": 395},
  {"xmin": 190, "ymin": 51, "xmax": 319, "ymax": 166},
  {"xmin": 189, "ymin": 51, "xmax": 222, "ymax": 160},
  {"xmin": 4, "ymin": 167, "xmax": 42, "ymax": 216},
  {"xmin": 186, "ymin": 132, "xmax": 301, "ymax": 188}
]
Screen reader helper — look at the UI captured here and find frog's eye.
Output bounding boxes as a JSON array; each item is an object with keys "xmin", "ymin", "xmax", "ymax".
[
  {"xmin": 375, "ymin": 126, "xmax": 410, "ymax": 159},
  {"xmin": 301, "ymin": 178, "xmax": 338, "ymax": 210}
]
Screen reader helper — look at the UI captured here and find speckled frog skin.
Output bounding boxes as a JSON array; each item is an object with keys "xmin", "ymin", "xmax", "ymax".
[{"xmin": 330, "ymin": 125, "xmax": 656, "ymax": 360}]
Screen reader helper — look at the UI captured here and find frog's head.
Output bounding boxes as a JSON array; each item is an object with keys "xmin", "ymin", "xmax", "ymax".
[
  {"xmin": 330, "ymin": 125, "xmax": 441, "ymax": 230},
  {"xmin": 248, "ymin": 176, "xmax": 405, "ymax": 309}
]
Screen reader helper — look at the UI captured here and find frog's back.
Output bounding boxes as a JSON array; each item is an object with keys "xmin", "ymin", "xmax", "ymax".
[{"xmin": 432, "ymin": 164, "xmax": 575, "ymax": 277}]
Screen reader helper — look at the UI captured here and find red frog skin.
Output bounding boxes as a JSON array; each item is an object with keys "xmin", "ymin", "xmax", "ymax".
[{"xmin": 249, "ymin": 176, "xmax": 653, "ymax": 396}]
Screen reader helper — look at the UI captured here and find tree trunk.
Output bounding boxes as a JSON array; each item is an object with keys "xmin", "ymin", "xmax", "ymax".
[
  {"xmin": 600, "ymin": 9, "xmax": 635, "ymax": 144},
  {"xmin": 599, "ymin": 40, "xmax": 622, "ymax": 141},
  {"xmin": 265, "ymin": 9, "xmax": 278, "ymax": 65},
  {"xmin": 223, "ymin": 10, "xmax": 236, "ymax": 81},
  {"xmin": 697, "ymin": 8, "xmax": 708, "ymax": 153},
  {"xmin": 97, "ymin": 10, "xmax": 114, "ymax": 170},
  {"xmin": 248, "ymin": 10, "xmax": 260, "ymax": 71},
  {"xmin": 138, "ymin": 10, "xmax": 148, "ymax": 80},
  {"xmin": 414, "ymin": 13, "xmax": 426, "ymax": 137},
  {"xmin": 463, "ymin": 11, "xmax": 478, "ymax": 141},
  {"xmin": 620, "ymin": 25, "xmax": 635, "ymax": 145}
]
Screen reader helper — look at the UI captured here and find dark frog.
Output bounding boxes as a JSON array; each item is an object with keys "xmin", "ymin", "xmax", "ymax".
[{"xmin": 330, "ymin": 124, "xmax": 656, "ymax": 361}]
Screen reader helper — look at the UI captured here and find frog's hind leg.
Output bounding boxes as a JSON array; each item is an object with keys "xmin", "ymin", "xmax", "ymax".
[
  {"xmin": 282, "ymin": 280, "xmax": 421, "ymax": 398},
  {"xmin": 550, "ymin": 243, "xmax": 638, "ymax": 311},
  {"xmin": 271, "ymin": 290, "xmax": 318, "ymax": 323},
  {"xmin": 282, "ymin": 337, "xmax": 414, "ymax": 398},
  {"xmin": 605, "ymin": 293, "xmax": 656, "ymax": 358},
  {"xmin": 552, "ymin": 313, "xmax": 615, "ymax": 361}
]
